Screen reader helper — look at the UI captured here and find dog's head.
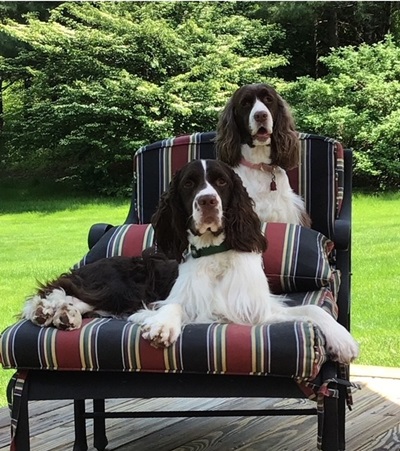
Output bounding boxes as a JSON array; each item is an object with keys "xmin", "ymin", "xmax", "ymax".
[
  {"xmin": 151, "ymin": 159, "xmax": 267, "ymax": 261},
  {"xmin": 216, "ymin": 83, "xmax": 299, "ymax": 170}
]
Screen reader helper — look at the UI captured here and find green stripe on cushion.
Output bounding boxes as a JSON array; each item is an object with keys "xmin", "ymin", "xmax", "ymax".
[
  {"xmin": 262, "ymin": 223, "xmax": 334, "ymax": 294},
  {"xmin": 335, "ymin": 141, "xmax": 345, "ymax": 217}
]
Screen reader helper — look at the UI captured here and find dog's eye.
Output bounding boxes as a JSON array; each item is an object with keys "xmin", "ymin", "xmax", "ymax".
[
  {"xmin": 240, "ymin": 97, "xmax": 252, "ymax": 107},
  {"xmin": 263, "ymin": 94, "xmax": 274, "ymax": 103},
  {"xmin": 183, "ymin": 179, "xmax": 195, "ymax": 189},
  {"xmin": 215, "ymin": 178, "xmax": 227, "ymax": 187}
]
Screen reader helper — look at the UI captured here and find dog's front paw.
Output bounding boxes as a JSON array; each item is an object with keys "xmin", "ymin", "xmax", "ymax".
[
  {"xmin": 128, "ymin": 304, "xmax": 183, "ymax": 348},
  {"xmin": 326, "ymin": 326, "xmax": 359, "ymax": 364},
  {"xmin": 141, "ymin": 319, "xmax": 181, "ymax": 348},
  {"xmin": 52, "ymin": 303, "xmax": 82, "ymax": 330}
]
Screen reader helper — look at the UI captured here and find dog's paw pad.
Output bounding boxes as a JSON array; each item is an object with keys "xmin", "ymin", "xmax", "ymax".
[
  {"xmin": 31, "ymin": 304, "xmax": 54, "ymax": 327},
  {"xmin": 53, "ymin": 304, "xmax": 82, "ymax": 330}
]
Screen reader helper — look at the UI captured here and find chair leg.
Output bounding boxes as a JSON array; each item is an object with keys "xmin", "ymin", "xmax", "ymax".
[
  {"xmin": 93, "ymin": 399, "xmax": 108, "ymax": 451},
  {"xmin": 14, "ymin": 388, "xmax": 30, "ymax": 451},
  {"xmin": 73, "ymin": 400, "xmax": 88, "ymax": 451},
  {"xmin": 338, "ymin": 387, "xmax": 346, "ymax": 450},
  {"xmin": 321, "ymin": 395, "xmax": 340, "ymax": 451},
  {"xmin": 8, "ymin": 372, "xmax": 31, "ymax": 451}
]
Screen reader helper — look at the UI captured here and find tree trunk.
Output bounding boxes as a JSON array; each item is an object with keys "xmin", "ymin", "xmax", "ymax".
[{"xmin": 0, "ymin": 77, "xmax": 4, "ymax": 131}]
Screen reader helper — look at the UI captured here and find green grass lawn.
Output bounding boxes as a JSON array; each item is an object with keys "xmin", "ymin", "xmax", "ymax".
[
  {"xmin": 351, "ymin": 192, "xmax": 400, "ymax": 367},
  {"xmin": 0, "ymin": 183, "xmax": 399, "ymax": 406}
]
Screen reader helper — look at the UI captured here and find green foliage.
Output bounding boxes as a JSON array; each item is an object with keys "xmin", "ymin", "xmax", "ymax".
[
  {"xmin": 285, "ymin": 37, "xmax": 400, "ymax": 190},
  {"xmin": 1, "ymin": 2, "xmax": 400, "ymax": 192},
  {"xmin": 0, "ymin": 2, "xmax": 285, "ymax": 194}
]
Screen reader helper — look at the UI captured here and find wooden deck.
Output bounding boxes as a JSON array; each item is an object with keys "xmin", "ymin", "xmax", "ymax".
[{"xmin": 0, "ymin": 366, "xmax": 399, "ymax": 450}]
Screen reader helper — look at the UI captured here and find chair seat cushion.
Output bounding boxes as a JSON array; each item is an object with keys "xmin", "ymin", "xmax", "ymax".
[{"xmin": 1, "ymin": 319, "xmax": 327, "ymax": 380}]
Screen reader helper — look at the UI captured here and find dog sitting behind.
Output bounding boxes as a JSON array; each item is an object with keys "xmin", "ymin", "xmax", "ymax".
[
  {"xmin": 22, "ymin": 249, "xmax": 178, "ymax": 330},
  {"xmin": 216, "ymin": 83, "xmax": 311, "ymax": 227}
]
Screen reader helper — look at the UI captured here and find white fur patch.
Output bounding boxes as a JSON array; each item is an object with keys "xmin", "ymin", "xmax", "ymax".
[
  {"xmin": 249, "ymin": 98, "xmax": 273, "ymax": 137},
  {"xmin": 127, "ymin": 242, "xmax": 358, "ymax": 363},
  {"xmin": 192, "ymin": 160, "xmax": 223, "ymax": 234},
  {"xmin": 128, "ymin": 304, "xmax": 182, "ymax": 348}
]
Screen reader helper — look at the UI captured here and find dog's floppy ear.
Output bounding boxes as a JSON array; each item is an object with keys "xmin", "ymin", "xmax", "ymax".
[
  {"xmin": 224, "ymin": 169, "xmax": 267, "ymax": 254},
  {"xmin": 216, "ymin": 98, "xmax": 243, "ymax": 167},
  {"xmin": 271, "ymin": 94, "xmax": 299, "ymax": 170},
  {"xmin": 151, "ymin": 170, "xmax": 189, "ymax": 262}
]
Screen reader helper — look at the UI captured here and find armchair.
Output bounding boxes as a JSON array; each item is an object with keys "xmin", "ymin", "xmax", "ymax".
[{"xmin": 0, "ymin": 132, "xmax": 358, "ymax": 451}]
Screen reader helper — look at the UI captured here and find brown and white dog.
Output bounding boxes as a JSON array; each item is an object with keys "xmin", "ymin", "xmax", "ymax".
[
  {"xmin": 216, "ymin": 83, "xmax": 311, "ymax": 227},
  {"xmin": 129, "ymin": 159, "xmax": 358, "ymax": 364}
]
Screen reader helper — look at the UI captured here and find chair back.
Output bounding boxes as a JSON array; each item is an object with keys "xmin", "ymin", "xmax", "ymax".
[{"xmin": 133, "ymin": 132, "xmax": 345, "ymax": 241}]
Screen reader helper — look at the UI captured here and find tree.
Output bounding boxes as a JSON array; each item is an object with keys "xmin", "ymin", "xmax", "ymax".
[
  {"xmin": 0, "ymin": 2, "xmax": 285, "ymax": 194},
  {"xmin": 284, "ymin": 36, "xmax": 400, "ymax": 190},
  {"xmin": 253, "ymin": 1, "xmax": 400, "ymax": 79}
]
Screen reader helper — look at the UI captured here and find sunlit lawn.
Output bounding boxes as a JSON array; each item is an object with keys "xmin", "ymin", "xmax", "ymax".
[
  {"xmin": 351, "ymin": 192, "xmax": 400, "ymax": 367},
  {"xmin": 0, "ymin": 182, "xmax": 399, "ymax": 407}
]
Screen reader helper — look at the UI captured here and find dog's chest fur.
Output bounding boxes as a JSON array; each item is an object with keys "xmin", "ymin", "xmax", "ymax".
[
  {"xmin": 234, "ymin": 144, "xmax": 303, "ymax": 224},
  {"xmin": 169, "ymin": 251, "xmax": 273, "ymax": 324},
  {"xmin": 234, "ymin": 165, "xmax": 282, "ymax": 222}
]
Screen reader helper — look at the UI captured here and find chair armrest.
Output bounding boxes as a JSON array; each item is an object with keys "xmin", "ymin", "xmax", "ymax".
[
  {"xmin": 333, "ymin": 218, "xmax": 350, "ymax": 251},
  {"xmin": 333, "ymin": 148, "xmax": 352, "ymax": 250},
  {"xmin": 88, "ymin": 223, "xmax": 114, "ymax": 249}
]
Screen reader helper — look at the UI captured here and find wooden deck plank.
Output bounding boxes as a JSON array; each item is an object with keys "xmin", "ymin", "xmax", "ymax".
[
  {"xmin": 113, "ymin": 398, "xmax": 315, "ymax": 451},
  {"xmin": 356, "ymin": 424, "xmax": 400, "ymax": 451},
  {"xmin": 0, "ymin": 374, "xmax": 398, "ymax": 450}
]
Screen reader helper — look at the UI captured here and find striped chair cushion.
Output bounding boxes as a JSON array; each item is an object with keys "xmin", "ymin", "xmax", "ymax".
[
  {"xmin": 134, "ymin": 132, "xmax": 345, "ymax": 240},
  {"xmin": 0, "ymin": 319, "xmax": 327, "ymax": 379},
  {"xmin": 76, "ymin": 222, "xmax": 335, "ymax": 295}
]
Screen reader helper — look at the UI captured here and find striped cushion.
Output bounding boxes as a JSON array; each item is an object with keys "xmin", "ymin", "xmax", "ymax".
[
  {"xmin": 0, "ymin": 319, "xmax": 327, "ymax": 379},
  {"xmin": 134, "ymin": 132, "xmax": 345, "ymax": 239},
  {"xmin": 261, "ymin": 223, "xmax": 334, "ymax": 294},
  {"xmin": 288, "ymin": 271, "xmax": 340, "ymax": 319},
  {"xmin": 76, "ymin": 223, "xmax": 334, "ymax": 295}
]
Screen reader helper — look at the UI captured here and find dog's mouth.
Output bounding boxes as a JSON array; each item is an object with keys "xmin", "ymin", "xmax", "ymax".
[
  {"xmin": 190, "ymin": 220, "xmax": 224, "ymax": 237},
  {"xmin": 254, "ymin": 127, "xmax": 271, "ymax": 142}
]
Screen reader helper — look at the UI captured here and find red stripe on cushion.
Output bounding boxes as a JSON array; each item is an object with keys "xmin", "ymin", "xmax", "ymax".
[
  {"xmin": 137, "ymin": 337, "xmax": 167, "ymax": 371},
  {"xmin": 171, "ymin": 135, "xmax": 191, "ymax": 173},
  {"xmin": 225, "ymin": 324, "xmax": 252, "ymax": 373},
  {"xmin": 55, "ymin": 319, "xmax": 92, "ymax": 369},
  {"xmin": 262, "ymin": 223, "xmax": 286, "ymax": 292},
  {"xmin": 121, "ymin": 224, "xmax": 150, "ymax": 257}
]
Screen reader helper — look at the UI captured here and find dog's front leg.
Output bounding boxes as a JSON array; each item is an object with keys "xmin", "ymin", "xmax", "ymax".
[{"xmin": 128, "ymin": 303, "xmax": 183, "ymax": 348}]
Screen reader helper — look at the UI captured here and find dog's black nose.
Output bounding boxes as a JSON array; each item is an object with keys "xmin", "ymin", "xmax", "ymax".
[
  {"xmin": 197, "ymin": 195, "xmax": 218, "ymax": 208},
  {"xmin": 254, "ymin": 111, "xmax": 268, "ymax": 122}
]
